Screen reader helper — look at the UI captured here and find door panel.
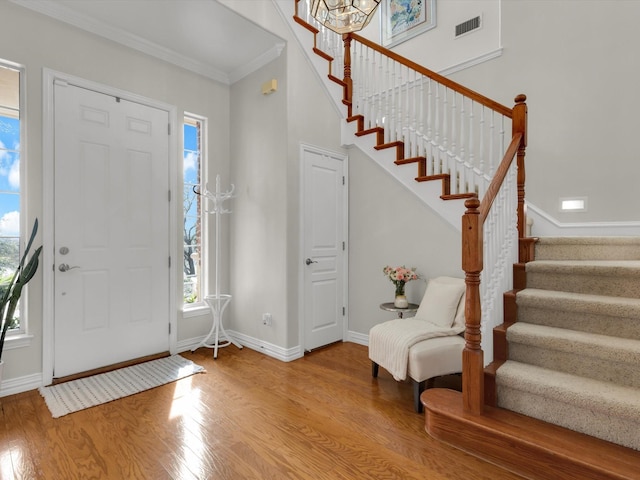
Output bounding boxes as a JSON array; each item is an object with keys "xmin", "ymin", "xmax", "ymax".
[
  {"xmin": 303, "ymin": 147, "xmax": 346, "ymax": 350},
  {"xmin": 53, "ymin": 83, "xmax": 170, "ymax": 377}
]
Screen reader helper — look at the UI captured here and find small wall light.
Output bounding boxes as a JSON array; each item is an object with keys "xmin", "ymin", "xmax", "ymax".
[
  {"xmin": 559, "ymin": 197, "xmax": 587, "ymax": 212},
  {"xmin": 261, "ymin": 79, "xmax": 277, "ymax": 95}
]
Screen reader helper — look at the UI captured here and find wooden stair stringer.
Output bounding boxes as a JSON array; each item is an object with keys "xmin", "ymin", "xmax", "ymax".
[
  {"xmin": 423, "ymin": 388, "xmax": 639, "ymax": 480},
  {"xmin": 293, "ymin": 11, "xmax": 467, "ymax": 232},
  {"xmin": 484, "ymin": 242, "xmax": 536, "ymax": 405}
]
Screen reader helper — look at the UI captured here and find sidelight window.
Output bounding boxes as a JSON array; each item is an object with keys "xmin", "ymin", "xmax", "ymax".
[
  {"xmin": 183, "ymin": 114, "xmax": 207, "ymax": 307},
  {"xmin": 0, "ymin": 61, "xmax": 24, "ymax": 335}
]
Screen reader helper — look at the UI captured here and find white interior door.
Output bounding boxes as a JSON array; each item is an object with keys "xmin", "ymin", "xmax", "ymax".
[
  {"xmin": 53, "ymin": 81, "xmax": 170, "ymax": 378},
  {"xmin": 302, "ymin": 146, "xmax": 347, "ymax": 351}
]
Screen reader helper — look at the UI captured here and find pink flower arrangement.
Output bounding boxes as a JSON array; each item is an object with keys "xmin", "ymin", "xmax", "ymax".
[{"xmin": 383, "ymin": 265, "xmax": 419, "ymax": 296}]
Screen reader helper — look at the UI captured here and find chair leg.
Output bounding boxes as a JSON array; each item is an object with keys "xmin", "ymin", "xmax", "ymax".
[
  {"xmin": 413, "ymin": 378, "xmax": 436, "ymax": 413},
  {"xmin": 413, "ymin": 379, "xmax": 426, "ymax": 413},
  {"xmin": 371, "ymin": 361, "xmax": 379, "ymax": 378}
]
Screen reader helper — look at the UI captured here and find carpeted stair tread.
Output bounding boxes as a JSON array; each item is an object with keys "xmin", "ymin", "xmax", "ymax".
[
  {"xmin": 534, "ymin": 236, "xmax": 640, "ymax": 261},
  {"xmin": 515, "ymin": 288, "xmax": 640, "ymax": 339},
  {"xmin": 506, "ymin": 323, "xmax": 640, "ymax": 387},
  {"xmin": 526, "ymin": 260, "xmax": 640, "ymax": 298},
  {"xmin": 496, "ymin": 361, "xmax": 640, "ymax": 450},
  {"xmin": 527, "ymin": 259, "xmax": 640, "ymax": 275}
]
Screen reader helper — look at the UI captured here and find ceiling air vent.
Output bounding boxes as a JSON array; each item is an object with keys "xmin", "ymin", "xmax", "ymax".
[{"xmin": 455, "ymin": 16, "xmax": 481, "ymax": 37}]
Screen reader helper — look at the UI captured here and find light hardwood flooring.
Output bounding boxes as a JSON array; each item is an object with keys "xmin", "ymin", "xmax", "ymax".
[{"xmin": 0, "ymin": 342, "xmax": 523, "ymax": 479}]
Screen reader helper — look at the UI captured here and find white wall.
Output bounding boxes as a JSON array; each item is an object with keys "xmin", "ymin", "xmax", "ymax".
[
  {"xmin": 447, "ymin": 1, "xmax": 640, "ymax": 228},
  {"xmin": 6, "ymin": 0, "xmax": 637, "ymax": 387},
  {"xmin": 223, "ymin": 0, "xmax": 349, "ymax": 351},
  {"xmin": 229, "ymin": 53, "xmax": 289, "ymax": 347},
  {"xmin": 347, "ymin": 146, "xmax": 462, "ymax": 335},
  {"xmin": 0, "ymin": 1, "xmax": 230, "ymax": 382},
  {"xmin": 359, "ymin": 0, "xmax": 501, "ymax": 74}
]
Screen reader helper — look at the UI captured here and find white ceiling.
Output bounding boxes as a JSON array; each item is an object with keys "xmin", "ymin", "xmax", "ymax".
[{"xmin": 10, "ymin": 0, "xmax": 286, "ymax": 85}]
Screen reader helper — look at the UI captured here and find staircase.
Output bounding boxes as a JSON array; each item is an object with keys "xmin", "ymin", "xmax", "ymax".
[
  {"xmin": 284, "ymin": 1, "xmax": 640, "ymax": 477},
  {"xmin": 495, "ymin": 237, "xmax": 640, "ymax": 451}
]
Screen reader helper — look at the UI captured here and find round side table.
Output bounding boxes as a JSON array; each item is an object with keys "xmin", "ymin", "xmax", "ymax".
[{"xmin": 379, "ymin": 302, "xmax": 419, "ymax": 319}]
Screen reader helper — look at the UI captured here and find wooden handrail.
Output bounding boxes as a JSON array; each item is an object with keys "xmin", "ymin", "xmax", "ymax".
[
  {"xmin": 349, "ymin": 33, "xmax": 514, "ymax": 118},
  {"xmin": 479, "ymin": 133, "xmax": 523, "ymax": 222},
  {"xmin": 462, "ymin": 94, "xmax": 527, "ymax": 414}
]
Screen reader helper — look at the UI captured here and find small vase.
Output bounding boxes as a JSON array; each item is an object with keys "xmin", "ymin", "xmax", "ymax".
[{"xmin": 394, "ymin": 294, "xmax": 408, "ymax": 308}]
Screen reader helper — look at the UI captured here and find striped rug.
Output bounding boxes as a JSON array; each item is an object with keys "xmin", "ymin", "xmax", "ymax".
[{"xmin": 39, "ymin": 355, "xmax": 205, "ymax": 418}]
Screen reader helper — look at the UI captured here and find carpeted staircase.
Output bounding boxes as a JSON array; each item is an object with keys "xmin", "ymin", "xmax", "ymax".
[{"xmin": 495, "ymin": 236, "xmax": 640, "ymax": 450}]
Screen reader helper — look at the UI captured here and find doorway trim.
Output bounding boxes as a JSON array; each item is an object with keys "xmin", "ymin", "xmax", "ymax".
[
  {"xmin": 41, "ymin": 69, "xmax": 178, "ymax": 385},
  {"xmin": 297, "ymin": 143, "xmax": 349, "ymax": 352}
]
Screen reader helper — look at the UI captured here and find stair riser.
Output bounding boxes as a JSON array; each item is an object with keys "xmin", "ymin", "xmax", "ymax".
[
  {"xmin": 535, "ymin": 243, "xmax": 640, "ymax": 261},
  {"xmin": 517, "ymin": 306, "xmax": 640, "ymax": 340},
  {"xmin": 527, "ymin": 272, "xmax": 640, "ymax": 299},
  {"xmin": 507, "ymin": 343, "xmax": 640, "ymax": 388},
  {"xmin": 497, "ymin": 386, "xmax": 640, "ymax": 450}
]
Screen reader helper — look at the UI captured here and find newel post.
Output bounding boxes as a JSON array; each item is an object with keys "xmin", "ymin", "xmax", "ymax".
[
  {"xmin": 513, "ymin": 94, "xmax": 528, "ymax": 247},
  {"xmin": 462, "ymin": 197, "xmax": 484, "ymax": 415},
  {"xmin": 343, "ymin": 34, "xmax": 353, "ymax": 113}
]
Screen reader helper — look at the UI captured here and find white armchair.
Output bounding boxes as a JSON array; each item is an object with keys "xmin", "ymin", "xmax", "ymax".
[{"xmin": 369, "ymin": 277, "xmax": 467, "ymax": 412}]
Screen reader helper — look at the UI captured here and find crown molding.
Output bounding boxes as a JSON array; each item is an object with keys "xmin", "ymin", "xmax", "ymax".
[
  {"xmin": 10, "ymin": 0, "xmax": 286, "ymax": 85},
  {"xmin": 229, "ymin": 42, "xmax": 286, "ymax": 84}
]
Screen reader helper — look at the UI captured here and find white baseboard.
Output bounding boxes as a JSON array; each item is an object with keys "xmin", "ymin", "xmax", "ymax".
[
  {"xmin": 527, "ymin": 202, "xmax": 640, "ymax": 236},
  {"xmin": 176, "ymin": 331, "xmax": 304, "ymax": 363},
  {"xmin": 1, "ymin": 332, "xmax": 369, "ymax": 398},
  {"xmin": 0, "ymin": 372, "xmax": 43, "ymax": 398},
  {"xmin": 346, "ymin": 330, "xmax": 369, "ymax": 347}
]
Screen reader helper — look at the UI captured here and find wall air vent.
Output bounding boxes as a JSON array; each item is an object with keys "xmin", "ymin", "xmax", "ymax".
[{"xmin": 455, "ymin": 16, "xmax": 481, "ymax": 37}]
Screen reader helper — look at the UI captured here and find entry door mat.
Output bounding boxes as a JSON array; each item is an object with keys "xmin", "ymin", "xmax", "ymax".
[{"xmin": 39, "ymin": 354, "xmax": 205, "ymax": 418}]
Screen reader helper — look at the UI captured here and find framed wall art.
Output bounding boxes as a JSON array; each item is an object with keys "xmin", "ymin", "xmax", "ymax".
[{"xmin": 380, "ymin": 0, "xmax": 436, "ymax": 48}]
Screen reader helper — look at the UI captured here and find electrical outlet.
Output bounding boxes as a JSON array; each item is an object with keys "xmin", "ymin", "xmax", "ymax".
[{"xmin": 262, "ymin": 313, "xmax": 272, "ymax": 326}]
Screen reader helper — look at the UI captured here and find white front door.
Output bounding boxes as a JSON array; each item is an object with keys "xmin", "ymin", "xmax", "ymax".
[
  {"xmin": 301, "ymin": 145, "xmax": 347, "ymax": 351},
  {"xmin": 53, "ymin": 82, "xmax": 170, "ymax": 378}
]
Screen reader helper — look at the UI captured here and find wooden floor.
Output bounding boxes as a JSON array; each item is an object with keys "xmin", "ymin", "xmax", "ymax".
[{"xmin": 0, "ymin": 342, "xmax": 524, "ymax": 479}]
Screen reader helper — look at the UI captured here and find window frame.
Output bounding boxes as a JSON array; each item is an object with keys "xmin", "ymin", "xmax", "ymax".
[
  {"xmin": 182, "ymin": 112, "xmax": 208, "ymax": 312},
  {"xmin": 0, "ymin": 59, "xmax": 29, "ymax": 343}
]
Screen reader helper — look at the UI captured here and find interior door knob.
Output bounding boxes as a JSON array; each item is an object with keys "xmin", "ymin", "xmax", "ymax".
[
  {"xmin": 305, "ymin": 258, "xmax": 318, "ymax": 265},
  {"xmin": 59, "ymin": 263, "xmax": 80, "ymax": 272}
]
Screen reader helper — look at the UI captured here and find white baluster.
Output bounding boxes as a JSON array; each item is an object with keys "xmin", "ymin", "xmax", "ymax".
[
  {"xmin": 376, "ymin": 51, "xmax": 383, "ymax": 127},
  {"xmin": 434, "ymin": 82, "xmax": 441, "ymax": 174},
  {"xmin": 370, "ymin": 50, "xmax": 378, "ymax": 127},
  {"xmin": 417, "ymin": 75, "xmax": 425, "ymax": 159},
  {"xmin": 396, "ymin": 63, "xmax": 403, "ymax": 144},
  {"xmin": 465, "ymin": 100, "xmax": 472, "ymax": 194},
  {"xmin": 451, "ymin": 92, "xmax": 459, "ymax": 193},
  {"xmin": 425, "ymin": 78, "xmax": 433, "ymax": 174},
  {"xmin": 442, "ymin": 87, "xmax": 449, "ymax": 181},
  {"xmin": 390, "ymin": 61, "xmax": 397, "ymax": 142},
  {"xmin": 500, "ymin": 115, "xmax": 506, "ymax": 165},
  {"xmin": 489, "ymin": 110, "xmax": 495, "ymax": 176},
  {"xmin": 405, "ymin": 66, "xmax": 411, "ymax": 154},
  {"xmin": 479, "ymin": 105, "xmax": 485, "ymax": 178},
  {"xmin": 362, "ymin": 45, "xmax": 370, "ymax": 125}
]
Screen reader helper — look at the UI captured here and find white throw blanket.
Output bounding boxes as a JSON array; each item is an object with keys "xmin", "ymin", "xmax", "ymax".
[{"xmin": 369, "ymin": 319, "xmax": 464, "ymax": 381}]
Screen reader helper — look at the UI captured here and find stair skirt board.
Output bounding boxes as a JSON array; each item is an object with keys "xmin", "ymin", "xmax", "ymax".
[
  {"xmin": 424, "ymin": 388, "xmax": 640, "ymax": 480},
  {"xmin": 496, "ymin": 361, "xmax": 640, "ymax": 451}
]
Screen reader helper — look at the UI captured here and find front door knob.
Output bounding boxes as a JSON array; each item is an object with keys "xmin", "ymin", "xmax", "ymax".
[
  {"xmin": 305, "ymin": 258, "xmax": 318, "ymax": 265},
  {"xmin": 59, "ymin": 263, "xmax": 80, "ymax": 272}
]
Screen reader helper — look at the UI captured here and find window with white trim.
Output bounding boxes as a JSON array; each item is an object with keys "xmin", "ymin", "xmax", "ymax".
[
  {"xmin": 183, "ymin": 114, "xmax": 207, "ymax": 307},
  {"xmin": 0, "ymin": 61, "xmax": 25, "ymax": 335}
]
